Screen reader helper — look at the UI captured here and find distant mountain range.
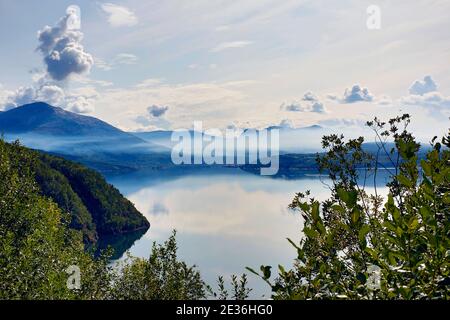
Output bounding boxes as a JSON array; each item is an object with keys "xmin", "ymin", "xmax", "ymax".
[
  {"xmin": 132, "ymin": 124, "xmax": 327, "ymax": 154},
  {"xmin": 0, "ymin": 103, "xmax": 333, "ymax": 174},
  {"xmin": 1, "ymin": 102, "xmax": 428, "ymax": 179},
  {"xmin": 0, "ymin": 102, "xmax": 171, "ymax": 174}
]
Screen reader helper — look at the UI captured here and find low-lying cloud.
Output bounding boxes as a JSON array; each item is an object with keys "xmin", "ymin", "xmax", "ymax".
[
  {"xmin": 400, "ymin": 76, "xmax": 449, "ymax": 120},
  {"xmin": 409, "ymin": 75, "xmax": 437, "ymax": 95},
  {"xmin": 148, "ymin": 104, "xmax": 169, "ymax": 117},
  {"xmin": 340, "ymin": 85, "xmax": 374, "ymax": 103},
  {"xmin": 2, "ymin": 82, "xmax": 97, "ymax": 114},
  {"xmin": 281, "ymin": 91, "xmax": 326, "ymax": 113}
]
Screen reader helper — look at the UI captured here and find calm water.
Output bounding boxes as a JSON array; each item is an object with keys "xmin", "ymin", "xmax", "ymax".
[{"xmin": 107, "ymin": 167, "xmax": 388, "ymax": 298}]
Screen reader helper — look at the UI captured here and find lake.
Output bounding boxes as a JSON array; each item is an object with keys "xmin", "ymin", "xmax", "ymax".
[{"xmin": 107, "ymin": 167, "xmax": 389, "ymax": 298}]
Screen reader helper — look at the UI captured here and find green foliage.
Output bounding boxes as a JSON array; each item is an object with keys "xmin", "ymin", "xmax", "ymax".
[
  {"xmin": 249, "ymin": 114, "xmax": 449, "ymax": 299},
  {"xmin": 0, "ymin": 139, "xmax": 110, "ymax": 299},
  {"xmin": 109, "ymin": 231, "xmax": 205, "ymax": 300},
  {"xmin": 0, "ymin": 139, "xmax": 205, "ymax": 300},
  {"xmin": 208, "ymin": 274, "xmax": 253, "ymax": 300},
  {"xmin": 0, "ymin": 140, "xmax": 149, "ymax": 243},
  {"xmin": 33, "ymin": 158, "xmax": 97, "ymax": 242},
  {"xmin": 37, "ymin": 152, "xmax": 150, "ymax": 237}
]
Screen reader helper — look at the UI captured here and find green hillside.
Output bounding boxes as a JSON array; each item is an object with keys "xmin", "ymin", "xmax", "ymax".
[{"xmin": 1, "ymin": 139, "xmax": 149, "ymax": 243}]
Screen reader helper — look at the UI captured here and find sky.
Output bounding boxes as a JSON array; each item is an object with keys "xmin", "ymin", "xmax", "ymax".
[{"xmin": 0, "ymin": 0, "xmax": 449, "ymax": 140}]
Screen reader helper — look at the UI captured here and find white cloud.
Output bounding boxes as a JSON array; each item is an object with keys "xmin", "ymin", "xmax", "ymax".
[
  {"xmin": 133, "ymin": 105, "xmax": 171, "ymax": 131},
  {"xmin": 339, "ymin": 85, "xmax": 374, "ymax": 103},
  {"xmin": 280, "ymin": 91, "xmax": 326, "ymax": 113},
  {"xmin": 135, "ymin": 78, "xmax": 163, "ymax": 88},
  {"xmin": 376, "ymin": 95, "xmax": 393, "ymax": 106},
  {"xmin": 281, "ymin": 101, "xmax": 302, "ymax": 112},
  {"xmin": 73, "ymin": 75, "xmax": 113, "ymax": 87},
  {"xmin": 409, "ymin": 75, "xmax": 437, "ymax": 95},
  {"xmin": 3, "ymin": 86, "xmax": 41, "ymax": 110},
  {"xmin": 37, "ymin": 11, "xmax": 93, "ymax": 81},
  {"xmin": 2, "ymin": 82, "xmax": 98, "ymax": 114},
  {"xmin": 279, "ymin": 119, "xmax": 294, "ymax": 129},
  {"xmin": 310, "ymin": 101, "xmax": 325, "ymax": 113},
  {"xmin": 302, "ymin": 91, "xmax": 318, "ymax": 102},
  {"xmin": 147, "ymin": 104, "xmax": 169, "ymax": 117},
  {"xmin": 95, "ymin": 53, "xmax": 138, "ymax": 71},
  {"xmin": 210, "ymin": 41, "xmax": 252, "ymax": 52},
  {"xmin": 113, "ymin": 53, "xmax": 138, "ymax": 65},
  {"xmin": 65, "ymin": 95, "xmax": 96, "ymax": 113},
  {"xmin": 93, "ymin": 79, "xmax": 254, "ymax": 130},
  {"xmin": 401, "ymin": 91, "xmax": 450, "ymax": 109},
  {"xmin": 94, "ymin": 57, "xmax": 113, "ymax": 71},
  {"xmin": 101, "ymin": 3, "xmax": 138, "ymax": 27},
  {"xmin": 400, "ymin": 76, "xmax": 450, "ymax": 119}
]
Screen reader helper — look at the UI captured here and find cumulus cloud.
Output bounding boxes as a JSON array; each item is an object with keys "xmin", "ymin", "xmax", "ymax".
[
  {"xmin": 310, "ymin": 101, "xmax": 325, "ymax": 113},
  {"xmin": 282, "ymin": 102, "xmax": 303, "ymax": 112},
  {"xmin": 409, "ymin": 75, "xmax": 437, "ymax": 95},
  {"xmin": 302, "ymin": 91, "xmax": 318, "ymax": 102},
  {"xmin": 133, "ymin": 104, "xmax": 170, "ymax": 130},
  {"xmin": 1, "ymin": 8, "xmax": 100, "ymax": 113},
  {"xmin": 63, "ymin": 88, "xmax": 97, "ymax": 113},
  {"xmin": 340, "ymin": 85, "xmax": 374, "ymax": 103},
  {"xmin": 37, "ymin": 11, "xmax": 93, "ymax": 81},
  {"xmin": 3, "ymin": 84, "xmax": 65, "ymax": 110},
  {"xmin": 329, "ymin": 85, "xmax": 374, "ymax": 104},
  {"xmin": 401, "ymin": 76, "xmax": 449, "ymax": 118},
  {"xmin": 2, "ymin": 81, "xmax": 97, "ymax": 114},
  {"xmin": 101, "ymin": 3, "xmax": 138, "ymax": 27},
  {"xmin": 147, "ymin": 104, "xmax": 169, "ymax": 117},
  {"xmin": 211, "ymin": 41, "xmax": 252, "ymax": 52},
  {"xmin": 280, "ymin": 91, "xmax": 326, "ymax": 113},
  {"xmin": 401, "ymin": 91, "xmax": 450, "ymax": 109},
  {"xmin": 279, "ymin": 119, "xmax": 294, "ymax": 128}
]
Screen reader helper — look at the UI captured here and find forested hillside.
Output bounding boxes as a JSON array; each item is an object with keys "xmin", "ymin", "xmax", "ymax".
[
  {"xmin": 1, "ymin": 139, "xmax": 149, "ymax": 243},
  {"xmin": 0, "ymin": 138, "xmax": 205, "ymax": 299}
]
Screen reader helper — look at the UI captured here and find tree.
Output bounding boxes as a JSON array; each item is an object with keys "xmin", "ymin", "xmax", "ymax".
[
  {"xmin": 110, "ymin": 231, "xmax": 206, "ymax": 300},
  {"xmin": 0, "ymin": 139, "xmax": 111, "ymax": 299},
  {"xmin": 0, "ymin": 139, "xmax": 205, "ymax": 300},
  {"xmin": 248, "ymin": 115, "xmax": 449, "ymax": 299}
]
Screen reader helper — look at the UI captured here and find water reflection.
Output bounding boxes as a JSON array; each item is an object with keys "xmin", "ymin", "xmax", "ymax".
[
  {"xmin": 107, "ymin": 167, "xmax": 389, "ymax": 298},
  {"xmin": 95, "ymin": 228, "xmax": 147, "ymax": 260}
]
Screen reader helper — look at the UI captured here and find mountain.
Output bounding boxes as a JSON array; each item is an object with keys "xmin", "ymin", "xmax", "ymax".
[
  {"xmin": 0, "ymin": 102, "xmax": 141, "ymax": 140},
  {"xmin": 131, "ymin": 130, "xmax": 176, "ymax": 149},
  {"xmin": 1, "ymin": 139, "xmax": 150, "ymax": 243},
  {"xmin": 132, "ymin": 125, "xmax": 327, "ymax": 154},
  {"xmin": 0, "ymin": 102, "xmax": 171, "ymax": 174},
  {"xmin": 265, "ymin": 124, "xmax": 323, "ymax": 131}
]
